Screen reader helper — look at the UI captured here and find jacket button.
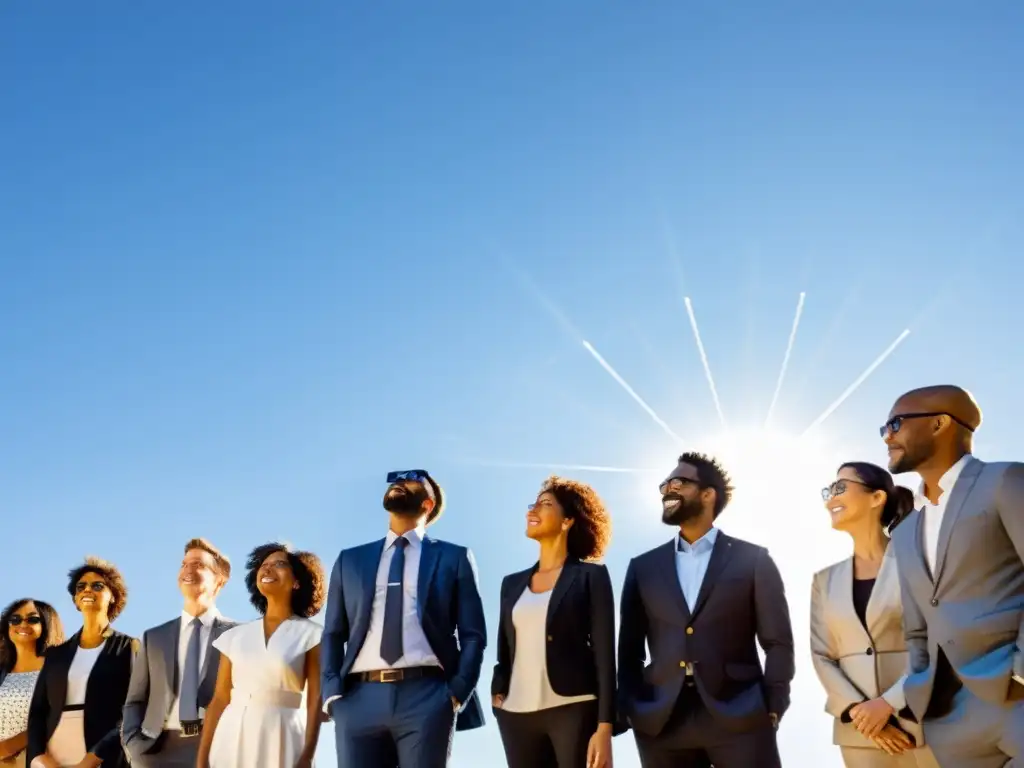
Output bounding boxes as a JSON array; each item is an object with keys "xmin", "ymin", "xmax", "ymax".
[
  {"xmin": 866, "ymin": 648, "xmax": 874, "ymax": 656},
  {"xmin": 547, "ymin": 635, "xmax": 553, "ymax": 641},
  {"xmin": 686, "ymin": 627, "xmax": 694, "ymax": 635},
  {"xmin": 930, "ymin": 598, "xmax": 939, "ymax": 606}
]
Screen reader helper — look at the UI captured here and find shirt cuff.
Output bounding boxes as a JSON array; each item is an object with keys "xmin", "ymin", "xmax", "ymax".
[{"xmin": 323, "ymin": 694, "xmax": 342, "ymax": 715}]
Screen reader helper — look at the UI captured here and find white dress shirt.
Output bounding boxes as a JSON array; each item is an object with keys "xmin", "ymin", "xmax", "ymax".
[
  {"xmin": 166, "ymin": 606, "xmax": 220, "ymax": 729},
  {"xmin": 914, "ymin": 453, "xmax": 971, "ymax": 574},
  {"xmin": 349, "ymin": 528, "xmax": 440, "ymax": 674}
]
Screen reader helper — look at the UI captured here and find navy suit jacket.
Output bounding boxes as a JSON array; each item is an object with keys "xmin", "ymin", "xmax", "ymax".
[{"xmin": 321, "ymin": 534, "xmax": 488, "ymax": 731}]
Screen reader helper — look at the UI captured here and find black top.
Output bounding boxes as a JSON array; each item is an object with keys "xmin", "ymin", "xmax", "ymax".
[
  {"xmin": 852, "ymin": 578, "xmax": 876, "ymax": 629},
  {"xmin": 26, "ymin": 627, "xmax": 137, "ymax": 768},
  {"xmin": 491, "ymin": 559, "xmax": 618, "ymax": 727}
]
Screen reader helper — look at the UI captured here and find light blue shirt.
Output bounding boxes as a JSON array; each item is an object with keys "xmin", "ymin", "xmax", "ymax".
[{"xmin": 675, "ymin": 526, "xmax": 719, "ymax": 611}]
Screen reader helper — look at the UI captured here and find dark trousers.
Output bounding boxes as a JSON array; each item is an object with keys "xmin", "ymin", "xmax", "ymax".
[
  {"xmin": 634, "ymin": 682, "xmax": 780, "ymax": 768},
  {"xmin": 332, "ymin": 677, "xmax": 456, "ymax": 768},
  {"xmin": 494, "ymin": 700, "xmax": 598, "ymax": 767},
  {"xmin": 131, "ymin": 731, "xmax": 199, "ymax": 768}
]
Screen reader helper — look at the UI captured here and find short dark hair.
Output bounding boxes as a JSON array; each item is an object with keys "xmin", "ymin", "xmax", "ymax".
[
  {"xmin": 244, "ymin": 543, "xmax": 327, "ymax": 618},
  {"xmin": 184, "ymin": 537, "xmax": 232, "ymax": 580},
  {"xmin": 677, "ymin": 452, "xmax": 734, "ymax": 517},
  {"xmin": 423, "ymin": 473, "xmax": 445, "ymax": 525},
  {"xmin": 67, "ymin": 556, "xmax": 129, "ymax": 621},
  {"xmin": 0, "ymin": 599, "xmax": 65, "ymax": 673},
  {"xmin": 540, "ymin": 476, "xmax": 613, "ymax": 561},
  {"xmin": 838, "ymin": 462, "xmax": 915, "ymax": 535}
]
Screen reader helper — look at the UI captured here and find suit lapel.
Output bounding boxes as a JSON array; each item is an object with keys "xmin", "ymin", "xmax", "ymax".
[
  {"xmin": 359, "ymin": 540, "xmax": 387, "ymax": 630},
  {"xmin": 932, "ymin": 459, "xmax": 982, "ymax": 589},
  {"xmin": 199, "ymin": 617, "xmax": 225, "ymax": 685},
  {"xmin": 49, "ymin": 635, "xmax": 76, "ymax": 711},
  {"xmin": 417, "ymin": 537, "xmax": 441, "ymax": 620},
  {"xmin": 164, "ymin": 618, "xmax": 181, "ymax": 694},
  {"xmin": 547, "ymin": 560, "xmax": 580, "ymax": 620},
  {"xmin": 865, "ymin": 549, "xmax": 896, "ymax": 635},
  {"xmin": 690, "ymin": 533, "xmax": 734, "ymax": 619},
  {"xmin": 656, "ymin": 540, "xmax": 692, "ymax": 622}
]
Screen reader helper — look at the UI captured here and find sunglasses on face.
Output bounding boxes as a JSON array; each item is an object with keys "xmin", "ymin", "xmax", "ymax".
[
  {"xmin": 821, "ymin": 479, "xmax": 872, "ymax": 501},
  {"xmin": 527, "ymin": 500, "xmax": 555, "ymax": 512},
  {"xmin": 659, "ymin": 478, "xmax": 699, "ymax": 495},
  {"xmin": 386, "ymin": 469, "xmax": 428, "ymax": 484},
  {"xmin": 879, "ymin": 411, "xmax": 976, "ymax": 438},
  {"xmin": 75, "ymin": 581, "xmax": 107, "ymax": 594},
  {"xmin": 8, "ymin": 615, "xmax": 42, "ymax": 626}
]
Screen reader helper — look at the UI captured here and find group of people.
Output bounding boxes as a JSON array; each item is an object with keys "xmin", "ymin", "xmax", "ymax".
[{"xmin": 0, "ymin": 383, "xmax": 1021, "ymax": 768}]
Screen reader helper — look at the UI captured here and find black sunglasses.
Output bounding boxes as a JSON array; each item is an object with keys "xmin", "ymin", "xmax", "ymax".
[
  {"xmin": 821, "ymin": 479, "xmax": 872, "ymax": 501},
  {"xmin": 879, "ymin": 411, "xmax": 976, "ymax": 438},
  {"xmin": 659, "ymin": 477, "xmax": 700, "ymax": 495},
  {"xmin": 75, "ymin": 581, "xmax": 107, "ymax": 593},
  {"xmin": 8, "ymin": 615, "xmax": 42, "ymax": 626},
  {"xmin": 386, "ymin": 469, "xmax": 429, "ymax": 484}
]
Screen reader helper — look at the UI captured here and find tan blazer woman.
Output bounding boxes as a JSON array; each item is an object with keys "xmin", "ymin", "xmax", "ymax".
[{"xmin": 810, "ymin": 548, "xmax": 938, "ymax": 768}]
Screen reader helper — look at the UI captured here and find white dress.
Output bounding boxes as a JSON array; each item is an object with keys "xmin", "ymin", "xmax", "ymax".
[{"xmin": 208, "ymin": 617, "xmax": 322, "ymax": 768}]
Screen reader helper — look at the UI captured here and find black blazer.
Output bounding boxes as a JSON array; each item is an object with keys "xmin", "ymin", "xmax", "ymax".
[
  {"xmin": 617, "ymin": 532, "xmax": 795, "ymax": 737},
  {"xmin": 491, "ymin": 559, "xmax": 619, "ymax": 727},
  {"xmin": 26, "ymin": 627, "xmax": 138, "ymax": 768}
]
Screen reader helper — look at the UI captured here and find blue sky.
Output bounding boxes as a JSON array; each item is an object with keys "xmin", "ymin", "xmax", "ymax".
[{"xmin": 3, "ymin": 2, "xmax": 1022, "ymax": 766}]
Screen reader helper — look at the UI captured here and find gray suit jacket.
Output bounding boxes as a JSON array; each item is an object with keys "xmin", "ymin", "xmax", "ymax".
[
  {"xmin": 121, "ymin": 614, "xmax": 235, "ymax": 763},
  {"xmin": 810, "ymin": 548, "xmax": 924, "ymax": 748},
  {"xmin": 890, "ymin": 457, "xmax": 1024, "ymax": 719}
]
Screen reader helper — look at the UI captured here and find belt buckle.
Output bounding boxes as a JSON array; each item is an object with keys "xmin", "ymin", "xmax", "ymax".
[
  {"xmin": 180, "ymin": 720, "xmax": 202, "ymax": 737},
  {"xmin": 378, "ymin": 669, "xmax": 403, "ymax": 683}
]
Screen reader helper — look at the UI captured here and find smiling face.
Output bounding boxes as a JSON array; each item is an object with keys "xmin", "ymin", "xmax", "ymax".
[
  {"xmin": 525, "ymin": 491, "xmax": 571, "ymax": 541},
  {"xmin": 659, "ymin": 462, "xmax": 709, "ymax": 526},
  {"xmin": 823, "ymin": 466, "xmax": 885, "ymax": 532},
  {"xmin": 74, "ymin": 571, "xmax": 113, "ymax": 617},
  {"xmin": 179, "ymin": 547, "xmax": 225, "ymax": 605},
  {"xmin": 7, "ymin": 600, "xmax": 43, "ymax": 650},
  {"xmin": 256, "ymin": 551, "xmax": 298, "ymax": 600}
]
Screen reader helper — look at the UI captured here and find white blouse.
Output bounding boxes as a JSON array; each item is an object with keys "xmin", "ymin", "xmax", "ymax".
[
  {"xmin": 0, "ymin": 670, "xmax": 40, "ymax": 740},
  {"xmin": 501, "ymin": 588, "xmax": 597, "ymax": 713},
  {"xmin": 65, "ymin": 642, "xmax": 105, "ymax": 706}
]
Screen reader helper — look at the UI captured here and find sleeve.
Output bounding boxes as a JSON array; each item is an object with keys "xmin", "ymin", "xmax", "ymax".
[
  {"xmin": 616, "ymin": 558, "xmax": 648, "ymax": 710},
  {"xmin": 211, "ymin": 626, "xmax": 237, "ymax": 659},
  {"xmin": 25, "ymin": 654, "xmax": 52, "ymax": 764},
  {"xmin": 996, "ymin": 463, "xmax": 1024, "ymax": 680},
  {"xmin": 88, "ymin": 637, "xmax": 139, "ymax": 764},
  {"xmin": 809, "ymin": 572, "xmax": 869, "ymax": 718},
  {"xmin": 753, "ymin": 549, "xmax": 795, "ymax": 719},
  {"xmin": 490, "ymin": 576, "xmax": 512, "ymax": 697},
  {"xmin": 589, "ymin": 564, "xmax": 617, "ymax": 726},
  {"xmin": 450, "ymin": 546, "xmax": 487, "ymax": 705},
  {"xmin": 121, "ymin": 629, "xmax": 152, "ymax": 746},
  {"xmin": 320, "ymin": 551, "xmax": 350, "ymax": 705}
]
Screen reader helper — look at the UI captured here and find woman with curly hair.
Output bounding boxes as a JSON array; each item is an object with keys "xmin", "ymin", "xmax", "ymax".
[
  {"xmin": 0, "ymin": 600, "xmax": 64, "ymax": 767},
  {"xmin": 491, "ymin": 476, "xmax": 618, "ymax": 768},
  {"xmin": 26, "ymin": 557, "xmax": 137, "ymax": 768},
  {"xmin": 196, "ymin": 543, "xmax": 326, "ymax": 768}
]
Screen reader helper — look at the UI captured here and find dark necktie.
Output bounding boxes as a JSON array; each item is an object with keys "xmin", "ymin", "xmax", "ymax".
[
  {"xmin": 380, "ymin": 536, "xmax": 409, "ymax": 665},
  {"xmin": 179, "ymin": 617, "xmax": 203, "ymax": 722}
]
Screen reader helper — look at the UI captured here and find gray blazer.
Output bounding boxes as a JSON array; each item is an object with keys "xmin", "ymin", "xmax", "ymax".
[
  {"xmin": 121, "ymin": 614, "xmax": 235, "ymax": 764},
  {"xmin": 890, "ymin": 457, "xmax": 1024, "ymax": 719},
  {"xmin": 810, "ymin": 548, "xmax": 924, "ymax": 748}
]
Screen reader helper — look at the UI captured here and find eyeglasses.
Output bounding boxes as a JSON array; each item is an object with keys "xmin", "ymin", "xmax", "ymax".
[
  {"xmin": 821, "ymin": 479, "xmax": 872, "ymax": 501},
  {"xmin": 879, "ymin": 411, "xmax": 976, "ymax": 438},
  {"xmin": 527, "ymin": 500, "xmax": 555, "ymax": 512},
  {"xmin": 386, "ymin": 469, "xmax": 428, "ymax": 484},
  {"xmin": 75, "ymin": 581, "xmax": 107, "ymax": 594},
  {"xmin": 8, "ymin": 615, "xmax": 42, "ymax": 626},
  {"xmin": 659, "ymin": 478, "xmax": 699, "ymax": 495}
]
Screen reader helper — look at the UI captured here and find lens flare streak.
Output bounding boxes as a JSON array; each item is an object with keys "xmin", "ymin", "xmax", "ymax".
[
  {"xmin": 765, "ymin": 291, "xmax": 806, "ymax": 427},
  {"xmin": 684, "ymin": 297, "xmax": 727, "ymax": 429}
]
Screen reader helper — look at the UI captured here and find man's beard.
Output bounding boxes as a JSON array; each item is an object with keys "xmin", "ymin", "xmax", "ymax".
[
  {"xmin": 383, "ymin": 485, "xmax": 430, "ymax": 517},
  {"xmin": 661, "ymin": 493, "xmax": 703, "ymax": 526},
  {"xmin": 888, "ymin": 442, "xmax": 927, "ymax": 475}
]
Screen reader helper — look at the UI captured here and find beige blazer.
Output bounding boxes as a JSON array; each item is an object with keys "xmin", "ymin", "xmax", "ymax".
[{"xmin": 810, "ymin": 548, "xmax": 924, "ymax": 749}]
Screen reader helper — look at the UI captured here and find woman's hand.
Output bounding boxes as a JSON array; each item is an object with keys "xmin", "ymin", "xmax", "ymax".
[
  {"xmin": 587, "ymin": 723, "xmax": 613, "ymax": 768},
  {"xmin": 850, "ymin": 697, "xmax": 894, "ymax": 738},
  {"xmin": 293, "ymin": 751, "xmax": 314, "ymax": 768},
  {"xmin": 491, "ymin": 694, "xmax": 504, "ymax": 709},
  {"xmin": 873, "ymin": 724, "xmax": 913, "ymax": 755},
  {"xmin": 30, "ymin": 756, "xmax": 59, "ymax": 768}
]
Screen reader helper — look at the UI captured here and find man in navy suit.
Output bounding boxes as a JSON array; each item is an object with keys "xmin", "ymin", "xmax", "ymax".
[{"xmin": 321, "ymin": 469, "xmax": 487, "ymax": 767}]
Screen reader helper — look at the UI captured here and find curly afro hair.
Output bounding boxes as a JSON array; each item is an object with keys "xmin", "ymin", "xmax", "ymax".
[
  {"xmin": 678, "ymin": 451, "xmax": 734, "ymax": 518},
  {"xmin": 539, "ymin": 476, "xmax": 613, "ymax": 562},
  {"xmin": 245, "ymin": 543, "xmax": 327, "ymax": 618},
  {"xmin": 67, "ymin": 556, "xmax": 129, "ymax": 621}
]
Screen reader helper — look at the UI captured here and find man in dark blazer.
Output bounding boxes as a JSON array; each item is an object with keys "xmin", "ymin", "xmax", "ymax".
[
  {"xmin": 618, "ymin": 451, "xmax": 795, "ymax": 768},
  {"xmin": 122, "ymin": 539, "xmax": 236, "ymax": 768},
  {"xmin": 321, "ymin": 469, "xmax": 487, "ymax": 768}
]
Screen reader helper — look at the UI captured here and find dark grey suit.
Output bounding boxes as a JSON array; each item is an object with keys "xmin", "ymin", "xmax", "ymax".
[
  {"xmin": 890, "ymin": 457, "xmax": 1024, "ymax": 767},
  {"xmin": 121, "ymin": 614, "xmax": 235, "ymax": 768},
  {"xmin": 618, "ymin": 532, "xmax": 794, "ymax": 768}
]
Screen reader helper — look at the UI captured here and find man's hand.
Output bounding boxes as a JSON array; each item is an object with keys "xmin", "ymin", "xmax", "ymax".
[
  {"xmin": 850, "ymin": 697, "xmax": 894, "ymax": 738},
  {"xmin": 73, "ymin": 754, "xmax": 102, "ymax": 768},
  {"xmin": 769, "ymin": 713, "xmax": 779, "ymax": 730},
  {"xmin": 873, "ymin": 724, "xmax": 913, "ymax": 756}
]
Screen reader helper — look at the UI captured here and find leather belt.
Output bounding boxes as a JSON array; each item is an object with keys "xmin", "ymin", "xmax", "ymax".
[{"xmin": 348, "ymin": 666, "xmax": 445, "ymax": 684}]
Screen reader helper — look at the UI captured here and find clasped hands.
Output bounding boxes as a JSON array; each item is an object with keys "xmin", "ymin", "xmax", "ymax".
[{"xmin": 849, "ymin": 698, "xmax": 913, "ymax": 755}]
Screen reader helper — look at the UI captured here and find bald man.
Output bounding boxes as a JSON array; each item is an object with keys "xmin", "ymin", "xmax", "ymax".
[{"xmin": 882, "ymin": 386, "xmax": 1024, "ymax": 767}]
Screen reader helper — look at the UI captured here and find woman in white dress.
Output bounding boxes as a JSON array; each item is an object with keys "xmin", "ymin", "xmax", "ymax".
[
  {"xmin": 196, "ymin": 542, "xmax": 326, "ymax": 768},
  {"xmin": 0, "ymin": 600, "xmax": 64, "ymax": 767}
]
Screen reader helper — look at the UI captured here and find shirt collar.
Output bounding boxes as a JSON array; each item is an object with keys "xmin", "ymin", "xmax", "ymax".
[
  {"xmin": 676, "ymin": 526, "xmax": 719, "ymax": 554},
  {"xmin": 386, "ymin": 527, "xmax": 423, "ymax": 549},
  {"xmin": 182, "ymin": 605, "xmax": 220, "ymax": 628},
  {"xmin": 914, "ymin": 453, "xmax": 972, "ymax": 509}
]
